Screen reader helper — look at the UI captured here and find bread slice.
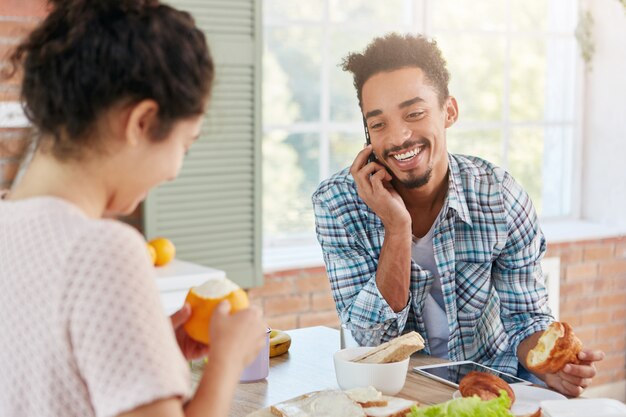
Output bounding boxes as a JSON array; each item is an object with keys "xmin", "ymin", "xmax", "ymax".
[
  {"xmin": 363, "ymin": 397, "xmax": 418, "ymax": 417},
  {"xmin": 270, "ymin": 390, "xmax": 366, "ymax": 417},
  {"xmin": 351, "ymin": 332, "xmax": 425, "ymax": 364},
  {"xmin": 345, "ymin": 386, "xmax": 388, "ymax": 408}
]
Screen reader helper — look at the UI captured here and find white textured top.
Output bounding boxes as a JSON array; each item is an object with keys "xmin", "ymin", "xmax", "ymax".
[{"xmin": 0, "ymin": 195, "xmax": 191, "ymax": 417}]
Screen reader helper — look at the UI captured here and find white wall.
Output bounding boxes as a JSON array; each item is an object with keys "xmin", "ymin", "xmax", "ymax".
[{"xmin": 581, "ymin": 0, "xmax": 626, "ymax": 227}]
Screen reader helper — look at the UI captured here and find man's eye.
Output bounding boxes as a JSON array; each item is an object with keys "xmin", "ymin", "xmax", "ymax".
[
  {"xmin": 370, "ymin": 122, "xmax": 384, "ymax": 129},
  {"xmin": 408, "ymin": 111, "xmax": 424, "ymax": 119}
]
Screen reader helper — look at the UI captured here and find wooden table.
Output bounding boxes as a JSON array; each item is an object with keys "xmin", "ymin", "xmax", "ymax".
[{"xmin": 191, "ymin": 326, "xmax": 456, "ymax": 417}]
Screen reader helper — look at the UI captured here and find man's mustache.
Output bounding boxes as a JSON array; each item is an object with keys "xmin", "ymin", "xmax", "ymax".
[{"xmin": 382, "ymin": 139, "xmax": 429, "ymax": 159}]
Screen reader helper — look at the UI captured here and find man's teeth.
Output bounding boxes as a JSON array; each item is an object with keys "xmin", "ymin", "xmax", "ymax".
[{"xmin": 393, "ymin": 147, "xmax": 421, "ymax": 161}]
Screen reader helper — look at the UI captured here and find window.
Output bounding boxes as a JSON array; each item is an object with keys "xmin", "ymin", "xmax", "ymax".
[{"xmin": 263, "ymin": 0, "xmax": 580, "ymax": 266}]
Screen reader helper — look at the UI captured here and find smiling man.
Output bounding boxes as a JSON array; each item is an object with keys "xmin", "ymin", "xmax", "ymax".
[{"xmin": 312, "ymin": 33, "xmax": 603, "ymax": 396}]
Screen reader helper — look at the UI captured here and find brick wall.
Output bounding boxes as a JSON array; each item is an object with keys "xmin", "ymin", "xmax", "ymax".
[
  {"xmin": 248, "ymin": 238, "xmax": 626, "ymax": 388},
  {"xmin": 0, "ymin": 6, "xmax": 43, "ymax": 188},
  {"xmin": 547, "ymin": 237, "xmax": 626, "ymax": 387}
]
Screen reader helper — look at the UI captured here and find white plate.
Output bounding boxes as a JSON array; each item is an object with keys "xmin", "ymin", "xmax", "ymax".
[
  {"xmin": 453, "ymin": 384, "xmax": 566, "ymax": 416},
  {"xmin": 541, "ymin": 398, "xmax": 626, "ymax": 417}
]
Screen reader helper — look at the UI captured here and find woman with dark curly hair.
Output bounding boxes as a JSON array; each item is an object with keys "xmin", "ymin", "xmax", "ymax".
[{"xmin": 0, "ymin": 1, "xmax": 266, "ymax": 416}]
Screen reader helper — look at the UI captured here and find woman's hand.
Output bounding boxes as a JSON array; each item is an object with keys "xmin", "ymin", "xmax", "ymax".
[
  {"xmin": 208, "ymin": 301, "xmax": 266, "ymax": 369},
  {"xmin": 170, "ymin": 303, "xmax": 210, "ymax": 360}
]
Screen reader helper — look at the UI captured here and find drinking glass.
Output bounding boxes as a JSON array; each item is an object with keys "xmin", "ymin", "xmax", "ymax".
[{"xmin": 340, "ymin": 322, "xmax": 383, "ymax": 349}]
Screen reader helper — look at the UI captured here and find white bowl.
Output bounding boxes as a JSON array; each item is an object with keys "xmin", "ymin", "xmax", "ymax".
[{"xmin": 333, "ymin": 346, "xmax": 409, "ymax": 396}]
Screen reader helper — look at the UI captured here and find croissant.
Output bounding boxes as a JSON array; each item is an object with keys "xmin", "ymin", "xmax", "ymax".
[
  {"xmin": 526, "ymin": 322, "xmax": 582, "ymax": 374},
  {"xmin": 459, "ymin": 371, "xmax": 515, "ymax": 406}
]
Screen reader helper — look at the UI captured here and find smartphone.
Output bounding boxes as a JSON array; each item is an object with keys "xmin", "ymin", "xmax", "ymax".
[
  {"xmin": 362, "ymin": 116, "xmax": 376, "ymax": 164},
  {"xmin": 413, "ymin": 360, "xmax": 531, "ymax": 389}
]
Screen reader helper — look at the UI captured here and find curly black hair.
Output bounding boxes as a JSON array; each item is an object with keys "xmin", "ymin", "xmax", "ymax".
[
  {"xmin": 341, "ymin": 33, "xmax": 450, "ymax": 108},
  {"xmin": 4, "ymin": 0, "xmax": 214, "ymax": 160}
]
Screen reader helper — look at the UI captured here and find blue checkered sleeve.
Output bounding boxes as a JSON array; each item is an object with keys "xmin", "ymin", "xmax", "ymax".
[
  {"xmin": 493, "ymin": 171, "xmax": 553, "ymax": 358},
  {"xmin": 312, "ymin": 191, "xmax": 411, "ymax": 338}
]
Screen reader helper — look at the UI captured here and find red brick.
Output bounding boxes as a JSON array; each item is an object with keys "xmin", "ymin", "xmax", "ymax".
[
  {"xmin": 559, "ymin": 248, "xmax": 584, "ymax": 265},
  {"xmin": 312, "ymin": 292, "xmax": 336, "ymax": 311},
  {"xmin": 0, "ymin": 138, "xmax": 28, "ymax": 159},
  {"xmin": 560, "ymin": 282, "xmax": 586, "ymax": 297},
  {"xmin": 558, "ymin": 313, "xmax": 582, "ymax": 327},
  {"xmin": 561, "ymin": 296, "xmax": 597, "ymax": 314},
  {"xmin": 596, "ymin": 323, "xmax": 626, "ymax": 340},
  {"xmin": 599, "ymin": 260, "xmax": 626, "ymax": 277},
  {"xmin": 295, "ymin": 274, "xmax": 330, "ymax": 293},
  {"xmin": 611, "ymin": 307, "xmax": 626, "ymax": 321},
  {"xmin": 597, "ymin": 293, "xmax": 626, "ymax": 309},
  {"xmin": 565, "ymin": 263, "xmax": 598, "ymax": 281},
  {"xmin": 298, "ymin": 310, "xmax": 340, "ymax": 329},
  {"xmin": 1, "ymin": 160, "xmax": 20, "ymax": 182},
  {"xmin": 0, "ymin": 19, "xmax": 39, "ymax": 37},
  {"xmin": 267, "ymin": 314, "xmax": 298, "ymax": 331},
  {"xmin": 583, "ymin": 244, "xmax": 615, "ymax": 261},
  {"xmin": 572, "ymin": 327, "xmax": 596, "ymax": 345},
  {"xmin": 580, "ymin": 310, "xmax": 612, "ymax": 327},
  {"xmin": 264, "ymin": 294, "xmax": 310, "ymax": 316},
  {"xmin": 598, "ymin": 353, "xmax": 626, "ymax": 371},
  {"xmin": 248, "ymin": 280, "xmax": 294, "ymax": 299},
  {"xmin": 0, "ymin": 1, "xmax": 50, "ymax": 18},
  {"xmin": 616, "ymin": 243, "xmax": 626, "ymax": 259}
]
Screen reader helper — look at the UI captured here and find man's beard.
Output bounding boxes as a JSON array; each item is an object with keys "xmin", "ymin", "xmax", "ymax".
[{"xmin": 388, "ymin": 164, "xmax": 433, "ymax": 189}]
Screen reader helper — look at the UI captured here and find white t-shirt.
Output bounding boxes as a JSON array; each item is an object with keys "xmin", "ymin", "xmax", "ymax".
[
  {"xmin": 0, "ymin": 194, "xmax": 191, "ymax": 417},
  {"xmin": 411, "ymin": 222, "xmax": 450, "ymax": 359}
]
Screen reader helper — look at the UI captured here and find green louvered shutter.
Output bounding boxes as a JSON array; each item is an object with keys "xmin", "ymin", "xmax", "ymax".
[{"xmin": 143, "ymin": 0, "xmax": 262, "ymax": 288}]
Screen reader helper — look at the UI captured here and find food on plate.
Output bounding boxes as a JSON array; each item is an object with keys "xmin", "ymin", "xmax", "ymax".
[
  {"xmin": 407, "ymin": 391, "xmax": 513, "ymax": 417},
  {"xmin": 526, "ymin": 321, "xmax": 582, "ymax": 374},
  {"xmin": 269, "ymin": 329, "xmax": 292, "ymax": 357},
  {"xmin": 351, "ymin": 331, "xmax": 425, "ymax": 364},
  {"xmin": 345, "ymin": 386, "xmax": 387, "ymax": 407},
  {"xmin": 147, "ymin": 237, "xmax": 176, "ymax": 266},
  {"xmin": 269, "ymin": 389, "xmax": 417, "ymax": 417},
  {"xmin": 183, "ymin": 278, "xmax": 249, "ymax": 344},
  {"xmin": 459, "ymin": 371, "xmax": 515, "ymax": 406}
]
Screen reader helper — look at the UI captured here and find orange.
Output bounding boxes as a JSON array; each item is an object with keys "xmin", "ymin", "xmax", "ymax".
[
  {"xmin": 148, "ymin": 237, "xmax": 176, "ymax": 267},
  {"xmin": 183, "ymin": 278, "xmax": 249, "ymax": 345},
  {"xmin": 146, "ymin": 243, "xmax": 157, "ymax": 265}
]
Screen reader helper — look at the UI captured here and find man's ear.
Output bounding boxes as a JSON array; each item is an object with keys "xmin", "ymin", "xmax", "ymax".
[
  {"xmin": 444, "ymin": 96, "xmax": 459, "ymax": 128},
  {"xmin": 125, "ymin": 100, "xmax": 160, "ymax": 146}
]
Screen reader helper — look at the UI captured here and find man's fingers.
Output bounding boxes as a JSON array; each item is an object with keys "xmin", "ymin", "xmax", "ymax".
[
  {"xmin": 560, "ymin": 378, "xmax": 584, "ymax": 397},
  {"xmin": 578, "ymin": 349, "xmax": 605, "ymax": 363},
  {"xmin": 563, "ymin": 363, "xmax": 597, "ymax": 379},
  {"xmin": 349, "ymin": 144, "xmax": 374, "ymax": 176}
]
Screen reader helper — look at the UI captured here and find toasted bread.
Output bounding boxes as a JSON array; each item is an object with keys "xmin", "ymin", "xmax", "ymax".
[
  {"xmin": 351, "ymin": 332, "xmax": 425, "ymax": 364},
  {"xmin": 526, "ymin": 322, "xmax": 582, "ymax": 374}
]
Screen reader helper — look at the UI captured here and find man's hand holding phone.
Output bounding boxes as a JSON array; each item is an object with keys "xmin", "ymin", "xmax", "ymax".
[{"xmin": 350, "ymin": 145, "xmax": 411, "ymax": 233}]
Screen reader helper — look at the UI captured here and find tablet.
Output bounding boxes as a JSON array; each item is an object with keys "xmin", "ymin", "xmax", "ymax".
[{"xmin": 413, "ymin": 361, "xmax": 532, "ymax": 388}]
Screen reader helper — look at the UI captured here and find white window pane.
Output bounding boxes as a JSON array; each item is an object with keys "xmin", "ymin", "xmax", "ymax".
[
  {"xmin": 511, "ymin": 0, "xmax": 578, "ymax": 33},
  {"xmin": 437, "ymin": 35, "xmax": 505, "ymax": 122},
  {"xmin": 263, "ymin": 131, "xmax": 319, "ymax": 237},
  {"xmin": 264, "ymin": 0, "xmax": 324, "ymax": 22},
  {"xmin": 431, "ymin": 0, "xmax": 506, "ymax": 31},
  {"xmin": 265, "ymin": 27, "xmax": 322, "ymax": 123},
  {"xmin": 510, "ymin": 39, "xmax": 546, "ymax": 122},
  {"xmin": 545, "ymin": 38, "xmax": 576, "ymax": 122},
  {"xmin": 329, "ymin": 29, "xmax": 389, "ymax": 123},
  {"xmin": 447, "ymin": 129, "xmax": 503, "ymax": 166},
  {"xmin": 541, "ymin": 127, "xmax": 573, "ymax": 217},
  {"xmin": 329, "ymin": 0, "xmax": 413, "ymax": 25},
  {"xmin": 508, "ymin": 127, "xmax": 544, "ymax": 214},
  {"xmin": 329, "ymin": 132, "xmax": 364, "ymax": 175}
]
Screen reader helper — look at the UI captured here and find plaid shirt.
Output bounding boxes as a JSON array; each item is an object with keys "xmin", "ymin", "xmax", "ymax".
[{"xmin": 312, "ymin": 153, "xmax": 553, "ymax": 375}]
